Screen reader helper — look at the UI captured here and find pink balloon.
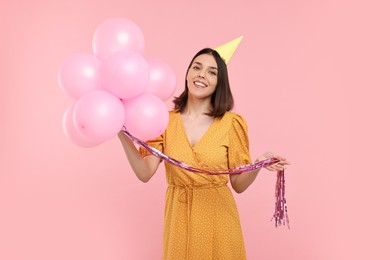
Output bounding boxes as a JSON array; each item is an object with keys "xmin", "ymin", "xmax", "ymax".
[
  {"xmin": 73, "ymin": 90, "xmax": 125, "ymax": 142},
  {"xmin": 100, "ymin": 50, "xmax": 149, "ymax": 99},
  {"xmin": 62, "ymin": 104, "xmax": 103, "ymax": 147},
  {"xmin": 92, "ymin": 17, "xmax": 145, "ymax": 60},
  {"xmin": 144, "ymin": 58, "xmax": 177, "ymax": 101},
  {"xmin": 58, "ymin": 53, "xmax": 102, "ymax": 99},
  {"xmin": 123, "ymin": 94, "xmax": 169, "ymax": 141}
]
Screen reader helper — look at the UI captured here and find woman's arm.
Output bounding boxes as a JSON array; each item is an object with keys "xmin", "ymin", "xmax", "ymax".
[
  {"xmin": 229, "ymin": 153, "xmax": 289, "ymax": 193},
  {"xmin": 229, "ymin": 168, "xmax": 261, "ymax": 194},
  {"xmin": 117, "ymin": 131, "xmax": 161, "ymax": 183}
]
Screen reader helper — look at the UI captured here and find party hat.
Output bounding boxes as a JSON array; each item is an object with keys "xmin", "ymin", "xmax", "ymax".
[{"xmin": 214, "ymin": 36, "xmax": 243, "ymax": 64}]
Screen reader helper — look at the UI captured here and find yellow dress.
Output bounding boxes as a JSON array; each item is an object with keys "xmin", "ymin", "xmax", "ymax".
[{"xmin": 140, "ymin": 111, "xmax": 252, "ymax": 260}]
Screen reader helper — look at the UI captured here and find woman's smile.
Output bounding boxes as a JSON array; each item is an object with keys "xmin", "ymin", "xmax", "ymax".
[{"xmin": 193, "ymin": 80, "xmax": 207, "ymax": 88}]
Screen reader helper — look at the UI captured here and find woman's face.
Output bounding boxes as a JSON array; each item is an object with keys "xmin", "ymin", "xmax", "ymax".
[{"xmin": 186, "ymin": 54, "xmax": 218, "ymax": 100}]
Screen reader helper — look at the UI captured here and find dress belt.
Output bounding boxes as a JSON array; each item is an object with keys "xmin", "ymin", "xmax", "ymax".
[{"xmin": 168, "ymin": 182, "xmax": 227, "ymax": 260}]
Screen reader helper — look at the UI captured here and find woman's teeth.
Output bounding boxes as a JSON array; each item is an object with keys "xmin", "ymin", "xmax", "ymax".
[{"xmin": 194, "ymin": 81, "xmax": 207, "ymax": 88}]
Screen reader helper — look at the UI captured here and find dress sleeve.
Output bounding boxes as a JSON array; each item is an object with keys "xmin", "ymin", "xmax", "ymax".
[
  {"xmin": 228, "ymin": 114, "xmax": 252, "ymax": 168},
  {"xmin": 139, "ymin": 133, "xmax": 164, "ymax": 158}
]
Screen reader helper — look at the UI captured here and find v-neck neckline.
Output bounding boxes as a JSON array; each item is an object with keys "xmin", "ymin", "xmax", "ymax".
[{"xmin": 178, "ymin": 112, "xmax": 217, "ymax": 149}]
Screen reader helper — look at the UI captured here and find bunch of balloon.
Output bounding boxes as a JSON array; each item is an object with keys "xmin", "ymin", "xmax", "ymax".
[{"xmin": 58, "ymin": 18, "xmax": 176, "ymax": 147}]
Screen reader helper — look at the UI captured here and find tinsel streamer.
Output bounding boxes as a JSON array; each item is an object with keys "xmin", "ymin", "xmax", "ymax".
[
  {"xmin": 122, "ymin": 129, "xmax": 290, "ymax": 227},
  {"xmin": 272, "ymin": 170, "xmax": 290, "ymax": 228}
]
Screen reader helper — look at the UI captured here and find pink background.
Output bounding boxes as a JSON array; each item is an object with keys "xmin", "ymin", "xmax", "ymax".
[{"xmin": 1, "ymin": 0, "xmax": 389, "ymax": 259}]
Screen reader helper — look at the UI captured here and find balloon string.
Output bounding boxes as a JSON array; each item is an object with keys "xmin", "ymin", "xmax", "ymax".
[{"xmin": 122, "ymin": 128, "xmax": 290, "ymax": 227}]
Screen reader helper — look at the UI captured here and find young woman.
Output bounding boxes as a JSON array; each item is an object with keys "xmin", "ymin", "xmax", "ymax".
[{"xmin": 118, "ymin": 48, "xmax": 289, "ymax": 259}]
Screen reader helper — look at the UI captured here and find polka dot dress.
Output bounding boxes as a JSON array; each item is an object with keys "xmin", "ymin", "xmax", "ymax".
[{"xmin": 140, "ymin": 111, "xmax": 252, "ymax": 260}]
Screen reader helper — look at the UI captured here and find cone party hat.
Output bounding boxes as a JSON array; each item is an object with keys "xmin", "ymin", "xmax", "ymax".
[{"xmin": 214, "ymin": 36, "xmax": 243, "ymax": 64}]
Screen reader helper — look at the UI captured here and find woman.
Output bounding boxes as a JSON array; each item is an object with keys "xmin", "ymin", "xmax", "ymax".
[{"xmin": 118, "ymin": 48, "xmax": 289, "ymax": 259}]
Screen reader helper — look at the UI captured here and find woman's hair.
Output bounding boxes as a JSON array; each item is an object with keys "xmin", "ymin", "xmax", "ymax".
[{"xmin": 173, "ymin": 48, "xmax": 234, "ymax": 117}]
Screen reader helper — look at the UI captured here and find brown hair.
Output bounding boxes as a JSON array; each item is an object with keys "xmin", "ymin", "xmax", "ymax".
[{"xmin": 173, "ymin": 48, "xmax": 234, "ymax": 117}]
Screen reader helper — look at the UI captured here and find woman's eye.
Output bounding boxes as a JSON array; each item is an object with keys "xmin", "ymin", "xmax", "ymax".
[
  {"xmin": 209, "ymin": 71, "xmax": 217, "ymax": 76},
  {"xmin": 193, "ymin": 65, "xmax": 200, "ymax": 70}
]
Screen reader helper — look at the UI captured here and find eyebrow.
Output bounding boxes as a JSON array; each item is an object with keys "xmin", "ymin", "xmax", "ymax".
[{"xmin": 193, "ymin": 61, "xmax": 218, "ymax": 70}]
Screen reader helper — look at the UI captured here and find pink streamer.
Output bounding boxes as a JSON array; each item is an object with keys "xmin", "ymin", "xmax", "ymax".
[
  {"xmin": 122, "ymin": 129, "xmax": 290, "ymax": 228},
  {"xmin": 272, "ymin": 170, "xmax": 290, "ymax": 228}
]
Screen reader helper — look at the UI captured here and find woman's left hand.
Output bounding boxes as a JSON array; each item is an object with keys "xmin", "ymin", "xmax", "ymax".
[{"xmin": 256, "ymin": 152, "xmax": 290, "ymax": 172}]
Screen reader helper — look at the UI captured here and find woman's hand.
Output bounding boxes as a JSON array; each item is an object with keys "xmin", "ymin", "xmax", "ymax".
[{"xmin": 256, "ymin": 152, "xmax": 290, "ymax": 172}]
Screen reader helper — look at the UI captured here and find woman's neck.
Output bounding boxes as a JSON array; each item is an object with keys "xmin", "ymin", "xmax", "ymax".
[{"xmin": 183, "ymin": 96, "xmax": 212, "ymax": 117}]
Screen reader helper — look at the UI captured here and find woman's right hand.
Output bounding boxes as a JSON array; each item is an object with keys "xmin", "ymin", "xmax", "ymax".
[{"xmin": 117, "ymin": 130, "xmax": 161, "ymax": 183}]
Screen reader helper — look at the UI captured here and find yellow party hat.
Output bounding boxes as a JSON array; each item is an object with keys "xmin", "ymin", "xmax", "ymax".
[{"xmin": 214, "ymin": 36, "xmax": 243, "ymax": 64}]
